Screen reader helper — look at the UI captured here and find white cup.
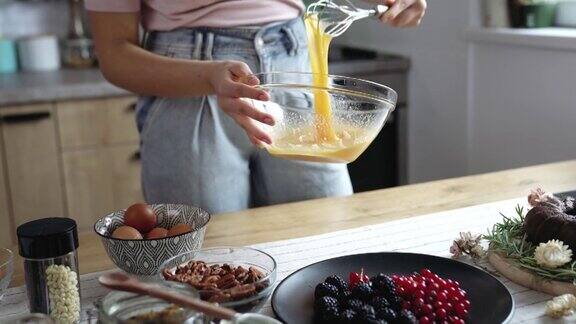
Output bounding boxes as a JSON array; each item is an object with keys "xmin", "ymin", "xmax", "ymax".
[{"xmin": 18, "ymin": 35, "xmax": 61, "ymax": 72}]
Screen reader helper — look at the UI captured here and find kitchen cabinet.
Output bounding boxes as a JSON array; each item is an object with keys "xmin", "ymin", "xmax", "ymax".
[
  {"xmin": 56, "ymin": 97, "xmax": 139, "ymax": 149},
  {"xmin": 62, "ymin": 144, "xmax": 142, "ymax": 229},
  {"xmin": 0, "ymin": 137, "xmax": 13, "ymax": 246},
  {"xmin": 0, "ymin": 104, "xmax": 65, "ymax": 228},
  {"xmin": 0, "ymin": 96, "xmax": 141, "ymax": 238}
]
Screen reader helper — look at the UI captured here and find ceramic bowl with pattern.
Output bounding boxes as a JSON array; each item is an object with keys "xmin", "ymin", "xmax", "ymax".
[{"xmin": 94, "ymin": 204, "xmax": 210, "ymax": 276}]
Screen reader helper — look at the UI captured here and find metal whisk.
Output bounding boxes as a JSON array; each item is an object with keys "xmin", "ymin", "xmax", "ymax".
[{"xmin": 306, "ymin": 0, "xmax": 388, "ymax": 37}]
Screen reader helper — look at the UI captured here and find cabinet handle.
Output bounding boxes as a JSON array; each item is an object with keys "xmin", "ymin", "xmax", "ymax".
[
  {"xmin": 130, "ymin": 151, "xmax": 141, "ymax": 162},
  {"xmin": 1, "ymin": 111, "xmax": 51, "ymax": 123},
  {"xmin": 126, "ymin": 103, "xmax": 137, "ymax": 113}
]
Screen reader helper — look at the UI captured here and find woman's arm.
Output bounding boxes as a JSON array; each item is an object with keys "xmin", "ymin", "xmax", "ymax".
[{"xmin": 89, "ymin": 11, "xmax": 274, "ymax": 145}]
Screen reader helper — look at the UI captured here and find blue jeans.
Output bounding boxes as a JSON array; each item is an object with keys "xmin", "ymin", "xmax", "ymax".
[{"xmin": 137, "ymin": 18, "xmax": 353, "ymax": 214}]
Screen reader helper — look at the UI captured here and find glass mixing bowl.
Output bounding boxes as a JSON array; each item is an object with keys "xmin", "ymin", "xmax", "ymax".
[{"xmin": 249, "ymin": 72, "xmax": 397, "ymax": 163}]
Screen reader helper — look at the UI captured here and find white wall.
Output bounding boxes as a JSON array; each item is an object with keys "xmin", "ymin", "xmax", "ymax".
[
  {"xmin": 469, "ymin": 42, "xmax": 576, "ymax": 174},
  {"xmin": 338, "ymin": 1, "xmax": 475, "ymax": 183},
  {"xmin": 0, "ymin": 0, "xmax": 68, "ymax": 38}
]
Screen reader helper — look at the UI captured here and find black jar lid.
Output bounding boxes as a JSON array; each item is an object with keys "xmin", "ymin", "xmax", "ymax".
[{"xmin": 17, "ymin": 218, "xmax": 79, "ymax": 259}]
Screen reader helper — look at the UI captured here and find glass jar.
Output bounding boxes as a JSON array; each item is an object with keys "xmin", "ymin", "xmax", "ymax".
[
  {"xmin": 17, "ymin": 218, "xmax": 81, "ymax": 324},
  {"xmin": 96, "ymin": 285, "xmax": 205, "ymax": 324}
]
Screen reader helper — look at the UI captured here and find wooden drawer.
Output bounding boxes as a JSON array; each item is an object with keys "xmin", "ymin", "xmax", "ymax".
[
  {"xmin": 0, "ymin": 104, "xmax": 66, "ymax": 228},
  {"xmin": 56, "ymin": 96, "xmax": 139, "ymax": 149},
  {"xmin": 62, "ymin": 144, "xmax": 143, "ymax": 230},
  {"xmin": 0, "ymin": 134, "xmax": 12, "ymax": 246}
]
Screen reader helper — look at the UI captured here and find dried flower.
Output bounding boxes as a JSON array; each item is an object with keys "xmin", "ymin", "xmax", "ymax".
[
  {"xmin": 450, "ymin": 242, "xmax": 461, "ymax": 258},
  {"xmin": 546, "ymin": 294, "xmax": 576, "ymax": 318},
  {"xmin": 534, "ymin": 240, "xmax": 573, "ymax": 269},
  {"xmin": 528, "ymin": 188, "xmax": 551, "ymax": 207},
  {"xmin": 450, "ymin": 231, "xmax": 485, "ymax": 259}
]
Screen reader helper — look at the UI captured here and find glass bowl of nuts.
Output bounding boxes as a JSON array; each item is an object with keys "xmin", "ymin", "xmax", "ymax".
[
  {"xmin": 158, "ymin": 247, "xmax": 277, "ymax": 313},
  {"xmin": 0, "ymin": 248, "xmax": 14, "ymax": 301}
]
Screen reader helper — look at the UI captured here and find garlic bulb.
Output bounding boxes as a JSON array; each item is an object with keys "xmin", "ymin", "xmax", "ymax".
[
  {"xmin": 534, "ymin": 240, "xmax": 573, "ymax": 269},
  {"xmin": 546, "ymin": 294, "xmax": 576, "ymax": 318}
]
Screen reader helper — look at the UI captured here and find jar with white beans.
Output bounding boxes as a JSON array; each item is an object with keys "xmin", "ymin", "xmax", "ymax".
[{"xmin": 17, "ymin": 218, "xmax": 81, "ymax": 324}]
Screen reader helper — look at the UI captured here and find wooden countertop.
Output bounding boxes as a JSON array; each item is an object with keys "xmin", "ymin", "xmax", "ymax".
[{"xmin": 9, "ymin": 160, "xmax": 576, "ymax": 287}]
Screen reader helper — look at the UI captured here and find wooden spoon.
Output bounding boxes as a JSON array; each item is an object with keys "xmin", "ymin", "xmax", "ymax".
[{"xmin": 99, "ymin": 271, "xmax": 238, "ymax": 320}]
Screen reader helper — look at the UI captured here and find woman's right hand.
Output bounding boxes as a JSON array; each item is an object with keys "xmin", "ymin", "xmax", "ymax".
[{"xmin": 208, "ymin": 61, "xmax": 275, "ymax": 146}]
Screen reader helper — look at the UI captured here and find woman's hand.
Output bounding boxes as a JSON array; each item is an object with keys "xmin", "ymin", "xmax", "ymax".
[
  {"xmin": 208, "ymin": 61, "xmax": 274, "ymax": 146},
  {"xmin": 379, "ymin": 0, "xmax": 427, "ymax": 27}
]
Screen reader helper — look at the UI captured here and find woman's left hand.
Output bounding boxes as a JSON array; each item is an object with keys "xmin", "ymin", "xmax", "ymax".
[{"xmin": 379, "ymin": 0, "xmax": 427, "ymax": 27}]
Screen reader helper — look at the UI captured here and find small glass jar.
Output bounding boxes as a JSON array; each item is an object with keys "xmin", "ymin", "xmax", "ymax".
[
  {"xmin": 17, "ymin": 218, "xmax": 81, "ymax": 324},
  {"xmin": 96, "ymin": 284, "xmax": 205, "ymax": 324}
]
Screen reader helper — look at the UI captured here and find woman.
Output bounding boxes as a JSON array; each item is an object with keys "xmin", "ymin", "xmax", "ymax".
[{"xmin": 87, "ymin": 0, "xmax": 426, "ymax": 214}]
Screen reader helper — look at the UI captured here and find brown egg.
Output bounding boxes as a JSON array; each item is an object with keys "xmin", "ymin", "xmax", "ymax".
[
  {"xmin": 124, "ymin": 203, "xmax": 157, "ymax": 234},
  {"xmin": 167, "ymin": 223, "xmax": 192, "ymax": 237},
  {"xmin": 112, "ymin": 226, "xmax": 143, "ymax": 240},
  {"xmin": 146, "ymin": 227, "xmax": 168, "ymax": 239}
]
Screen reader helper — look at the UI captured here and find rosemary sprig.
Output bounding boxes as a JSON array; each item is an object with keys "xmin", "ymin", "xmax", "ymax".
[{"xmin": 484, "ymin": 205, "xmax": 576, "ymax": 283}]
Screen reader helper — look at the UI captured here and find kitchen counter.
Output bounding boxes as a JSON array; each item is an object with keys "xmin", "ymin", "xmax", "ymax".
[
  {"xmin": 9, "ymin": 159, "xmax": 576, "ymax": 287},
  {"xmin": 0, "ymin": 68, "xmax": 130, "ymax": 106},
  {"xmin": 0, "ymin": 47, "xmax": 409, "ymax": 107}
]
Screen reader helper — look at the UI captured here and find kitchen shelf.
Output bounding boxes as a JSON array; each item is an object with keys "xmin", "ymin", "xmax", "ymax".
[{"xmin": 465, "ymin": 27, "xmax": 576, "ymax": 51}]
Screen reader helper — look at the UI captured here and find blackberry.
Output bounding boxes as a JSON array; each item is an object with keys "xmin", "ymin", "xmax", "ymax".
[
  {"xmin": 325, "ymin": 275, "xmax": 348, "ymax": 292},
  {"xmin": 357, "ymin": 304, "xmax": 377, "ymax": 321},
  {"xmin": 376, "ymin": 307, "xmax": 397, "ymax": 322},
  {"xmin": 366, "ymin": 319, "xmax": 388, "ymax": 324},
  {"xmin": 337, "ymin": 288, "xmax": 352, "ymax": 303},
  {"xmin": 339, "ymin": 309, "xmax": 357, "ymax": 324},
  {"xmin": 314, "ymin": 282, "xmax": 339, "ymax": 300},
  {"xmin": 396, "ymin": 310, "xmax": 418, "ymax": 324},
  {"xmin": 351, "ymin": 282, "xmax": 373, "ymax": 302},
  {"xmin": 314, "ymin": 296, "xmax": 339, "ymax": 312},
  {"xmin": 387, "ymin": 294, "xmax": 402, "ymax": 311},
  {"xmin": 344, "ymin": 298, "xmax": 365, "ymax": 313},
  {"xmin": 315, "ymin": 306, "xmax": 340, "ymax": 323},
  {"xmin": 371, "ymin": 296, "xmax": 390, "ymax": 312},
  {"xmin": 371, "ymin": 274, "xmax": 396, "ymax": 297}
]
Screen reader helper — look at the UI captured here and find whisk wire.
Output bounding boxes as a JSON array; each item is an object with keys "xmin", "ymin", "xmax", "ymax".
[{"xmin": 306, "ymin": 0, "xmax": 387, "ymax": 37}]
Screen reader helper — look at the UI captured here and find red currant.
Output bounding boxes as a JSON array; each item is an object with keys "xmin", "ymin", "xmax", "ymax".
[
  {"xmin": 455, "ymin": 303, "xmax": 469, "ymax": 318},
  {"xmin": 402, "ymin": 301, "xmax": 412, "ymax": 310},
  {"xmin": 397, "ymin": 286, "xmax": 407, "ymax": 297},
  {"xmin": 437, "ymin": 291, "xmax": 449, "ymax": 303},
  {"xmin": 449, "ymin": 316, "xmax": 462, "ymax": 323},
  {"xmin": 437, "ymin": 278, "xmax": 447, "ymax": 288},
  {"xmin": 421, "ymin": 268, "xmax": 433, "ymax": 277},
  {"xmin": 462, "ymin": 299, "xmax": 471, "ymax": 310},
  {"xmin": 436, "ymin": 308, "xmax": 448, "ymax": 319},
  {"xmin": 406, "ymin": 281, "xmax": 418, "ymax": 294},
  {"xmin": 414, "ymin": 289, "xmax": 426, "ymax": 300},
  {"xmin": 421, "ymin": 304, "xmax": 434, "ymax": 315},
  {"xmin": 426, "ymin": 292, "xmax": 437, "ymax": 303},
  {"xmin": 419, "ymin": 316, "xmax": 432, "ymax": 324},
  {"xmin": 434, "ymin": 301, "xmax": 444, "ymax": 309},
  {"xmin": 414, "ymin": 297, "xmax": 425, "ymax": 308},
  {"xmin": 428, "ymin": 282, "xmax": 440, "ymax": 293},
  {"xmin": 417, "ymin": 281, "xmax": 427, "ymax": 291}
]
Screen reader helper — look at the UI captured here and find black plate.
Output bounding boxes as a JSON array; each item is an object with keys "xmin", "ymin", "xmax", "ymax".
[{"xmin": 272, "ymin": 252, "xmax": 514, "ymax": 324}]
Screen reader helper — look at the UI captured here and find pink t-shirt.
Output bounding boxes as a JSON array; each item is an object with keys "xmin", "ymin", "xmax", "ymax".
[{"xmin": 85, "ymin": 0, "xmax": 305, "ymax": 31}]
